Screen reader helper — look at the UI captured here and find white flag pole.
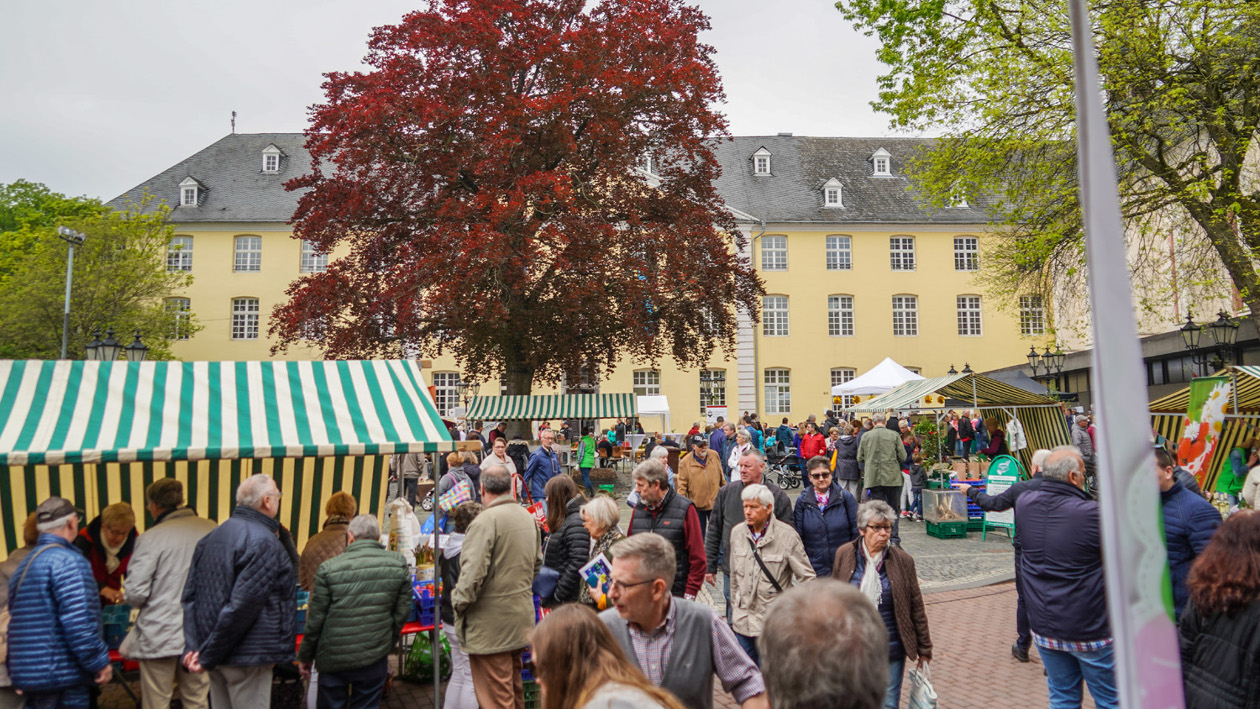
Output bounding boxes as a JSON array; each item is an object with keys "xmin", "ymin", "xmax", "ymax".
[{"xmin": 1067, "ymin": 0, "xmax": 1184, "ymax": 706}]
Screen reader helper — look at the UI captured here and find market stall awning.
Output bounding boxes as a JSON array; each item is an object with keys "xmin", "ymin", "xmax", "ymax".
[
  {"xmin": 465, "ymin": 393, "xmax": 636, "ymax": 421},
  {"xmin": 850, "ymin": 373, "xmax": 1060, "ymax": 413},
  {"xmin": 1149, "ymin": 366, "xmax": 1260, "ymax": 415},
  {"xmin": 833, "ymin": 357, "xmax": 925, "ymax": 396},
  {"xmin": 0, "ymin": 359, "xmax": 455, "ymax": 466}
]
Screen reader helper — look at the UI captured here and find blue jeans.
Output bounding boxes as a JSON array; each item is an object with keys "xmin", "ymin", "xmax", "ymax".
[
  {"xmin": 579, "ymin": 467, "xmax": 593, "ymax": 495},
  {"xmin": 885, "ymin": 656, "xmax": 905, "ymax": 709},
  {"xmin": 910, "ymin": 490, "xmax": 922, "ymax": 517},
  {"xmin": 25, "ymin": 687, "xmax": 90, "ymax": 709},
  {"xmin": 1036, "ymin": 643, "xmax": 1119, "ymax": 709},
  {"xmin": 317, "ymin": 656, "xmax": 388, "ymax": 709},
  {"xmin": 735, "ymin": 632, "xmax": 760, "ymax": 667}
]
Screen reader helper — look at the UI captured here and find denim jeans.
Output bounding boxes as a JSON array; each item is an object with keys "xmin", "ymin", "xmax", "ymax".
[
  {"xmin": 24, "ymin": 688, "xmax": 89, "ymax": 709},
  {"xmin": 735, "ymin": 632, "xmax": 760, "ymax": 667},
  {"xmin": 910, "ymin": 490, "xmax": 922, "ymax": 518},
  {"xmin": 1036, "ymin": 643, "xmax": 1119, "ymax": 709},
  {"xmin": 579, "ymin": 467, "xmax": 593, "ymax": 496},
  {"xmin": 317, "ymin": 656, "xmax": 388, "ymax": 709},
  {"xmin": 884, "ymin": 656, "xmax": 905, "ymax": 709}
]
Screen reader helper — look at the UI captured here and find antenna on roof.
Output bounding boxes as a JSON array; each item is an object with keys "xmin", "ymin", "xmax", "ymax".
[{"xmin": 231, "ymin": 111, "xmax": 237, "ymax": 134}]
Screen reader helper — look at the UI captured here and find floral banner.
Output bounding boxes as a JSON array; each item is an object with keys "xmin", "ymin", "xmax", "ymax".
[{"xmin": 1175, "ymin": 376, "xmax": 1232, "ymax": 488}]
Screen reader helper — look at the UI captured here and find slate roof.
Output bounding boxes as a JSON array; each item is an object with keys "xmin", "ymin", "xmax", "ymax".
[
  {"xmin": 711, "ymin": 135, "xmax": 990, "ymax": 225},
  {"xmin": 108, "ymin": 133, "xmax": 310, "ymax": 223},
  {"xmin": 110, "ymin": 132, "xmax": 988, "ymax": 226}
]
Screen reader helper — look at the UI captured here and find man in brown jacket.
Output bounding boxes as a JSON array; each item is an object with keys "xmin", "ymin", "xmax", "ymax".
[
  {"xmin": 451, "ymin": 465, "xmax": 542, "ymax": 709},
  {"xmin": 677, "ymin": 434, "xmax": 725, "ymax": 537},
  {"xmin": 298, "ymin": 492, "xmax": 357, "ymax": 592}
]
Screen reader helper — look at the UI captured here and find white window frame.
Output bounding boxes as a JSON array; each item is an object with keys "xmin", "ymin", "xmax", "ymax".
[
  {"xmin": 179, "ymin": 177, "xmax": 200, "ymax": 207},
  {"xmin": 906, "ymin": 367, "xmax": 922, "ymax": 375},
  {"xmin": 230, "ymin": 297, "xmax": 259, "ymax": 340},
  {"xmin": 872, "ymin": 148, "xmax": 892, "ymax": 176},
  {"xmin": 954, "ymin": 236, "xmax": 979, "ymax": 271},
  {"xmin": 762, "ymin": 295, "xmax": 789, "ymax": 337},
  {"xmin": 826, "ymin": 235, "xmax": 852, "ymax": 271},
  {"xmin": 831, "ymin": 368, "xmax": 856, "ymax": 408},
  {"xmin": 957, "ymin": 295, "xmax": 983, "ymax": 336},
  {"xmin": 892, "ymin": 295, "xmax": 918, "ymax": 336},
  {"xmin": 234, "ymin": 235, "xmax": 262, "ymax": 272},
  {"xmin": 300, "ymin": 240, "xmax": 328, "ymax": 273},
  {"xmin": 753, "ymin": 147, "xmax": 772, "ymax": 176},
  {"xmin": 828, "ymin": 295, "xmax": 854, "ymax": 337},
  {"xmin": 633, "ymin": 369, "xmax": 661, "ymax": 397},
  {"xmin": 890, "ymin": 236, "xmax": 916, "ymax": 271},
  {"xmin": 822, "ymin": 178, "xmax": 844, "ymax": 208},
  {"xmin": 1020, "ymin": 295, "xmax": 1046, "ymax": 336},
  {"xmin": 432, "ymin": 372, "xmax": 460, "ymax": 416},
  {"xmin": 764, "ymin": 368, "xmax": 791, "ymax": 415},
  {"xmin": 700, "ymin": 369, "xmax": 726, "ymax": 413},
  {"xmin": 166, "ymin": 298, "xmax": 191, "ymax": 340},
  {"xmin": 761, "ymin": 235, "xmax": 787, "ymax": 271},
  {"xmin": 167, "ymin": 236, "xmax": 193, "ymax": 272},
  {"xmin": 262, "ymin": 145, "xmax": 283, "ymax": 174}
]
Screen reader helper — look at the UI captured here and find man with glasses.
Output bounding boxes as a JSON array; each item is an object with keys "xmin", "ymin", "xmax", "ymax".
[
  {"xmin": 600, "ymin": 533, "xmax": 768, "ymax": 709},
  {"xmin": 524, "ymin": 429, "xmax": 560, "ymax": 505},
  {"xmin": 182, "ymin": 474, "xmax": 296, "ymax": 708}
]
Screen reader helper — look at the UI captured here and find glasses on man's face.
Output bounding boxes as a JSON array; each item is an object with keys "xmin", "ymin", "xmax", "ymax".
[
  {"xmin": 866, "ymin": 524, "xmax": 893, "ymax": 534},
  {"xmin": 810, "ymin": 472, "xmax": 832, "ymax": 480},
  {"xmin": 608, "ymin": 577, "xmax": 654, "ymax": 594}
]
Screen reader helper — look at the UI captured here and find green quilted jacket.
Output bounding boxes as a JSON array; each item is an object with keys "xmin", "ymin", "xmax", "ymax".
[{"xmin": 297, "ymin": 539, "xmax": 413, "ymax": 673}]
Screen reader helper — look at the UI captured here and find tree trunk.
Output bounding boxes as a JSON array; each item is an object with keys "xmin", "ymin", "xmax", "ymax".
[{"xmin": 502, "ymin": 361, "xmax": 534, "ymax": 440}]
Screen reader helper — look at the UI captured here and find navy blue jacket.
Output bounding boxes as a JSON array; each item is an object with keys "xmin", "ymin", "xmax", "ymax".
[
  {"xmin": 6, "ymin": 534, "xmax": 111, "ymax": 693},
  {"xmin": 524, "ymin": 446, "xmax": 561, "ymax": 502},
  {"xmin": 793, "ymin": 483, "xmax": 859, "ymax": 576},
  {"xmin": 1016, "ymin": 478, "xmax": 1110, "ymax": 642},
  {"xmin": 1161, "ymin": 482, "xmax": 1221, "ymax": 618},
  {"xmin": 182, "ymin": 506, "xmax": 297, "ymax": 670}
]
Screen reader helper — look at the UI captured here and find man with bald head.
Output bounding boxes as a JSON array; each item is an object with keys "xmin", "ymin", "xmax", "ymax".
[{"xmin": 1015, "ymin": 446, "xmax": 1117, "ymax": 708}]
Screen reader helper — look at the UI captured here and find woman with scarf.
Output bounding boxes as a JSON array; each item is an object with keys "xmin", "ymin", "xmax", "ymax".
[
  {"xmin": 832, "ymin": 500, "xmax": 932, "ymax": 709},
  {"xmin": 727, "ymin": 428, "xmax": 753, "ymax": 472}
]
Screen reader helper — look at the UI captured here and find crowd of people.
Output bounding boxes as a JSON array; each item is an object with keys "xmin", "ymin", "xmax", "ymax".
[{"xmin": 5, "ymin": 402, "xmax": 1260, "ymax": 709}]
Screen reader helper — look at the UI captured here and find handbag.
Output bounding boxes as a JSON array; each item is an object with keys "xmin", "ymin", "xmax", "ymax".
[
  {"xmin": 531, "ymin": 538, "xmax": 561, "ymax": 600},
  {"xmin": 908, "ymin": 664, "xmax": 938, "ymax": 709},
  {"xmin": 438, "ymin": 478, "xmax": 473, "ymax": 512},
  {"xmin": 748, "ymin": 537, "xmax": 783, "ymax": 593}
]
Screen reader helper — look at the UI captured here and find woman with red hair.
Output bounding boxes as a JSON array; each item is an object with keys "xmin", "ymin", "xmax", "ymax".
[{"xmin": 1179, "ymin": 510, "xmax": 1260, "ymax": 707}]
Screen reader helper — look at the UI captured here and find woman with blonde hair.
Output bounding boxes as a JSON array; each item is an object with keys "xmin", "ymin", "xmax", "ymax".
[{"xmin": 531, "ymin": 604, "xmax": 686, "ymax": 709}]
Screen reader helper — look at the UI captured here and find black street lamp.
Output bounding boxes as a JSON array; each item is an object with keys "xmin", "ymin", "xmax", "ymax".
[
  {"xmin": 1028, "ymin": 343, "xmax": 1065, "ymax": 395},
  {"xmin": 124, "ymin": 331, "xmax": 149, "ymax": 362},
  {"xmin": 84, "ymin": 328, "xmax": 147, "ymax": 362},
  {"xmin": 1181, "ymin": 311, "xmax": 1238, "ymax": 375},
  {"xmin": 947, "ymin": 364, "xmax": 958, "ymax": 376}
]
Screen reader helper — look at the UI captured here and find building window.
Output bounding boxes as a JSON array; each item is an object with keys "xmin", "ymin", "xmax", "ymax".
[
  {"xmin": 432, "ymin": 372, "xmax": 460, "ymax": 416},
  {"xmin": 762, "ymin": 295, "xmax": 789, "ymax": 336},
  {"xmin": 181, "ymin": 187, "xmax": 197, "ymax": 206},
  {"xmin": 828, "ymin": 295, "xmax": 854, "ymax": 337},
  {"xmin": 1020, "ymin": 295, "xmax": 1046, "ymax": 336},
  {"xmin": 167, "ymin": 236, "xmax": 193, "ymax": 272},
  {"xmin": 639, "ymin": 152, "xmax": 654, "ymax": 175},
  {"xmin": 957, "ymin": 295, "xmax": 983, "ymax": 336},
  {"xmin": 892, "ymin": 295, "xmax": 918, "ymax": 336},
  {"xmin": 822, "ymin": 178, "xmax": 844, "ymax": 208},
  {"xmin": 753, "ymin": 147, "xmax": 772, "ymax": 175},
  {"xmin": 234, "ymin": 235, "xmax": 262, "ymax": 272},
  {"xmin": 761, "ymin": 235, "xmax": 787, "ymax": 271},
  {"xmin": 300, "ymin": 240, "xmax": 328, "ymax": 273},
  {"xmin": 179, "ymin": 177, "xmax": 202, "ymax": 207},
  {"xmin": 954, "ymin": 236, "xmax": 979, "ymax": 271},
  {"xmin": 262, "ymin": 145, "xmax": 283, "ymax": 173},
  {"xmin": 764, "ymin": 369, "xmax": 791, "ymax": 415},
  {"xmin": 890, "ymin": 236, "xmax": 915, "ymax": 271},
  {"xmin": 906, "ymin": 367, "xmax": 922, "ymax": 375},
  {"xmin": 872, "ymin": 148, "xmax": 892, "ymax": 176},
  {"xmin": 825, "ymin": 186, "xmax": 841, "ymax": 206},
  {"xmin": 230, "ymin": 298, "xmax": 259, "ymax": 340},
  {"xmin": 700, "ymin": 369, "xmax": 726, "ymax": 413},
  {"xmin": 826, "ymin": 235, "xmax": 852, "ymax": 270},
  {"xmin": 633, "ymin": 370, "xmax": 661, "ymax": 397},
  {"xmin": 166, "ymin": 298, "xmax": 191, "ymax": 340},
  {"xmin": 831, "ymin": 368, "xmax": 856, "ymax": 408}
]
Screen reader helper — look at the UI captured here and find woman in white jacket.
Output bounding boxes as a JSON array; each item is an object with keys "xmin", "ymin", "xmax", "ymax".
[{"xmin": 727, "ymin": 429, "xmax": 753, "ymax": 472}]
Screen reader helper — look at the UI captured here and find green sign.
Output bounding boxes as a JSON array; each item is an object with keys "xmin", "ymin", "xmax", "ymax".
[{"xmin": 982, "ymin": 455, "xmax": 1024, "ymax": 539}]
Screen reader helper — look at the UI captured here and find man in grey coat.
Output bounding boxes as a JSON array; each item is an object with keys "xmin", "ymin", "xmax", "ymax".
[{"xmin": 125, "ymin": 479, "xmax": 217, "ymax": 709}]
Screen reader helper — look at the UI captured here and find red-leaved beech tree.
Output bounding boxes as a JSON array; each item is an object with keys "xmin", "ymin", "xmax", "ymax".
[{"xmin": 273, "ymin": 0, "xmax": 763, "ymax": 396}]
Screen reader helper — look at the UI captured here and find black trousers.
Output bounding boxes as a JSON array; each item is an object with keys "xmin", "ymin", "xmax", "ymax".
[
  {"xmin": 317, "ymin": 657, "xmax": 388, "ymax": 709},
  {"xmin": 1014, "ymin": 547, "xmax": 1031, "ymax": 649},
  {"xmin": 866, "ymin": 485, "xmax": 902, "ymax": 544}
]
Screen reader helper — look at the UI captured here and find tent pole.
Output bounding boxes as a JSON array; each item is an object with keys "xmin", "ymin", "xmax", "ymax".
[{"xmin": 433, "ymin": 484, "xmax": 442, "ymax": 708}]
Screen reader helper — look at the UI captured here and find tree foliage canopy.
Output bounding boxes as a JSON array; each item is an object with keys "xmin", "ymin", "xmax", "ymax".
[
  {"xmin": 834, "ymin": 0, "xmax": 1260, "ymax": 333},
  {"xmin": 274, "ymin": 0, "xmax": 762, "ymax": 392},
  {"xmin": 0, "ymin": 180, "xmax": 107, "ymax": 284},
  {"xmin": 0, "ymin": 193, "xmax": 198, "ymax": 360}
]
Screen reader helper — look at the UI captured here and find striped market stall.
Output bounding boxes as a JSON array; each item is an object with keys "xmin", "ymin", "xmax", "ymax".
[
  {"xmin": 465, "ymin": 393, "xmax": 637, "ymax": 421},
  {"xmin": 850, "ymin": 373, "xmax": 1071, "ymax": 472},
  {"xmin": 0, "ymin": 359, "xmax": 455, "ymax": 559},
  {"xmin": 1150, "ymin": 366, "xmax": 1260, "ymax": 491}
]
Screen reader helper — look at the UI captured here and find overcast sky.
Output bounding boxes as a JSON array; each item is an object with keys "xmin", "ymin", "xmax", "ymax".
[{"xmin": 0, "ymin": 0, "xmax": 908, "ymax": 202}]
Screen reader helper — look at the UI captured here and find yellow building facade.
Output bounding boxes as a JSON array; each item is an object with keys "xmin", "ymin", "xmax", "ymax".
[{"xmin": 112, "ymin": 133, "xmax": 1043, "ymax": 430}]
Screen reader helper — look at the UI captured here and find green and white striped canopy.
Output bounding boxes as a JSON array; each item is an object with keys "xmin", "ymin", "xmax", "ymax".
[
  {"xmin": 0, "ymin": 359, "xmax": 454, "ymax": 465},
  {"xmin": 465, "ymin": 393, "xmax": 637, "ymax": 421},
  {"xmin": 850, "ymin": 373, "xmax": 1060, "ymax": 413}
]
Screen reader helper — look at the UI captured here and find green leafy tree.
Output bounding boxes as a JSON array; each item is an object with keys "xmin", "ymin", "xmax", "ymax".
[
  {"xmin": 0, "ymin": 180, "xmax": 106, "ymax": 283},
  {"xmin": 833, "ymin": 0, "xmax": 1260, "ymax": 333},
  {"xmin": 0, "ymin": 198, "xmax": 199, "ymax": 360}
]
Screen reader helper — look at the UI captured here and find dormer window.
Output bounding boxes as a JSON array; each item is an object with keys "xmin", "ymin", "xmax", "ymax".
[
  {"xmin": 822, "ymin": 178, "xmax": 844, "ymax": 208},
  {"xmin": 871, "ymin": 147, "xmax": 892, "ymax": 177},
  {"xmin": 753, "ymin": 147, "xmax": 772, "ymax": 176},
  {"xmin": 639, "ymin": 152, "xmax": 654, "ymax": 175},
  {"xmin": 261, "ymin": 144, "xmax": 284, "ymax": 174},
  {"xmin": 179, "ymin": 177, "xmax": 202, "ymax": 207}
]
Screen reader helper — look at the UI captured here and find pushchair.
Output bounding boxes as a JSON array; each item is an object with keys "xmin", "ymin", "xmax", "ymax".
[{"xmin": 765, "ymin": 440, "xmax": 802, "ymax": 490}]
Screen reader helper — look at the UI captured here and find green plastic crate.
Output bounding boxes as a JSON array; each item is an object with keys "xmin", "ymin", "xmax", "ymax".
[
  {"xmin": 524, "ymin": 680, "xmax": 541, "ymax": 709},
  {"xmin": 926, "ymin": 520, "xmax": 967, "ymax": 539},
  {"xmin": 966, "ymin": 518, "xmax": 985, "ymax": 532},
  {"xmin": 598, "ymin": 484, "xmax": 615, "ymax": 496}
]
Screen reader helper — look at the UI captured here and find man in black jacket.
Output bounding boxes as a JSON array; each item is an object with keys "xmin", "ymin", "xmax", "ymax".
[
  {"xmin": 627, "ymin": 460, "xmax": 706, "ymax": 599},
  {"xmin": 958, "ymin": 448, "xmax": 1050, "ymax": 662},
  {"xmin": 182, "ymin": 474, "xmax": 295, "ymax": 708},
  {"xmin": 703, "ymin": 449, "xmax": 792, "ymax": 621}
]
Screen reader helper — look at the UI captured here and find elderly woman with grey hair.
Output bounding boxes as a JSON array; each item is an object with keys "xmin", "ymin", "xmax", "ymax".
[
  {"xmin": 728, "ymin": 483, "xmax": 815, "ymax": 666},
  {"xmin": 579, "ymin": 495, "xmax": 625, "ymax": 610},
  {"xmin": 727, "ymin": 428, "xmax": 753, "ymax": 472},
  {"xmin": 832, "ymin": 500, "xmax": 931, "ymax": 709}
]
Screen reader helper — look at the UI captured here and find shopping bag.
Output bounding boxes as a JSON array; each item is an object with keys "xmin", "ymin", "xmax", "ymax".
[
  {"xmin": 401, "ymin": 631, "xmax": 452, "ymax": 683},
  {"xmin": 977, "ymin": 459, "xmax": 990, "ymax": 478},
  {"xmin": 526, "ymin": 501, "xmax": 549, "ymax": 532},
  {"xmin": 908, "ymin": 664, "xmax": 938, "ymax": 709},
  {"xmin": 951, "ymin": 460, "xmax": 968, "ymax": 477},
  {"xmin": 438, "ymin": 479, "xmax": 473, "ymax": 512},
  {"xmin": 966, "ymin": 460, "xmax": 981, "ymax": 478}
]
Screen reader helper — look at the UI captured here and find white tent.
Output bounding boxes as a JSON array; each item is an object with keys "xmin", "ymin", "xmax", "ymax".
[
  {"xmin": 832, "ymin": 357, "xmax": 926, "ymax": 396},
  {"xmin": 636, "ymin": 395, "xmax": 672, "ymax": 434}
]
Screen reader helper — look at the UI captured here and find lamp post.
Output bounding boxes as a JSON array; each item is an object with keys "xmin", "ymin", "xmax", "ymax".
[
  {"xmin": 1028, "ymin": 344, "xmax": 1065, "ymax": 395},
  {"xmin": 455, "ymin": 379, "xmax": 480, "ymax": 430},
  {"xmin": 56, "ymin": 227, "xmax": 86, "ymax": 359},
  {"xmin": 1181, "ymin": 311, "xmax": 1238, "ymax": 375},
  {"xmin": 84, "ymin": 329, "xmax": 147, "ymax": 362}
]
